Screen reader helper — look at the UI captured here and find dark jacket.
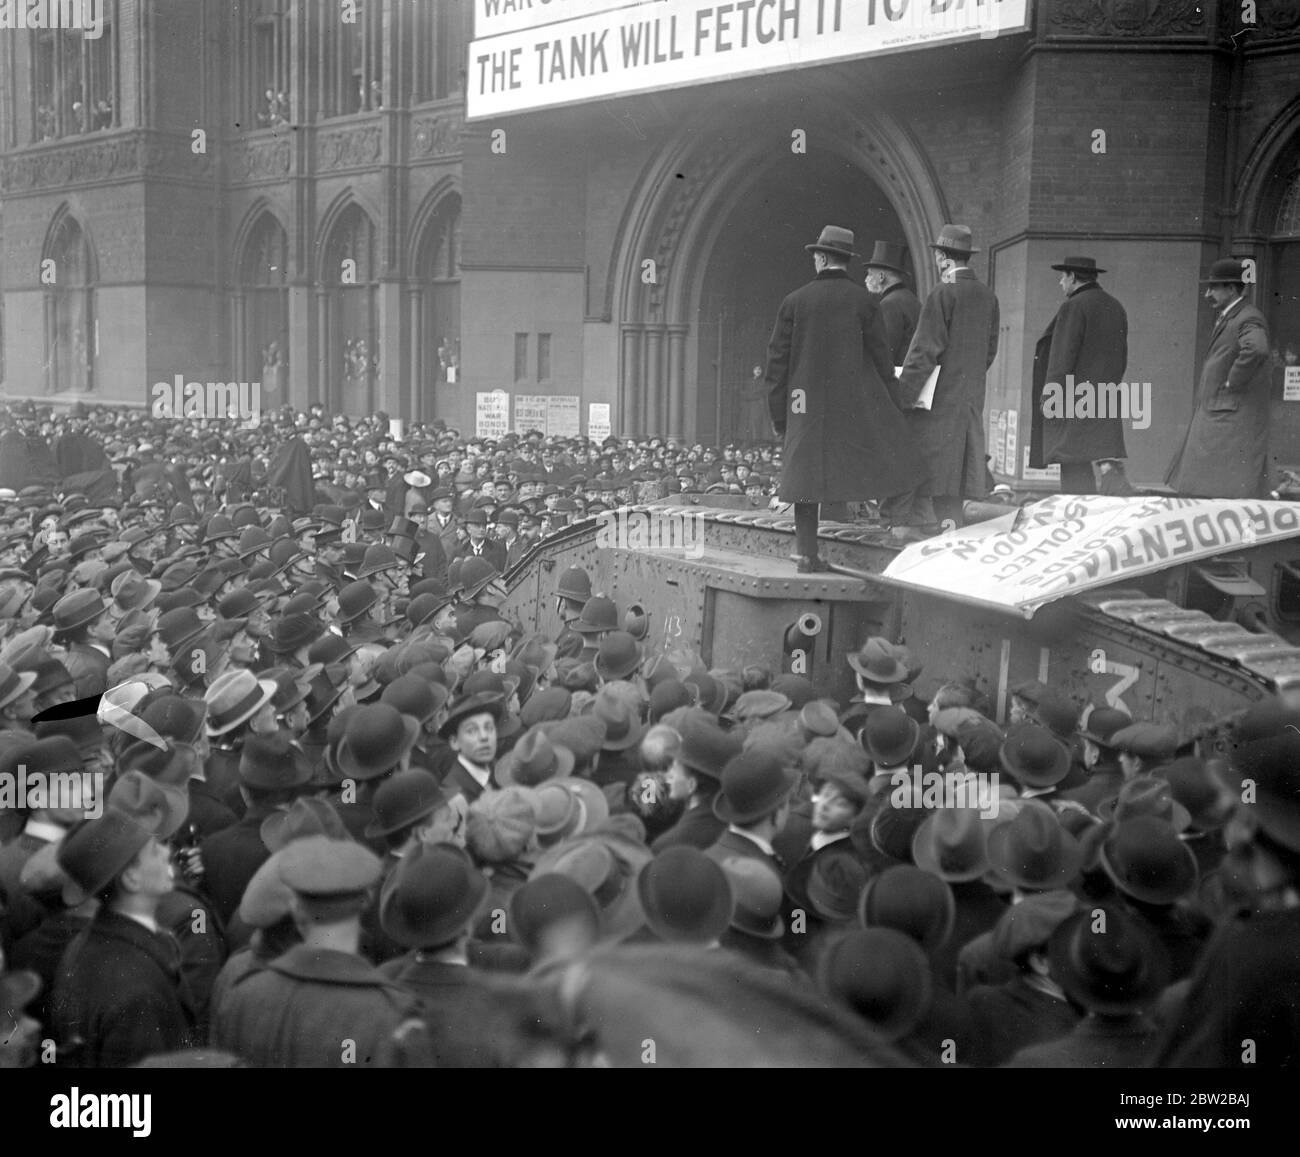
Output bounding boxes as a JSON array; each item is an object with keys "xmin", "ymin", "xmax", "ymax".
[
  {"xmin": 965, "ymin": 974, "xmax": 1080, "ymax": 1067},
  {"xmin": 651, "ymin": 801, "xmax": 725, "ymax": 854},
  {"xmin": 212, "ymin": 944, "xmax": 417, "ymax": 1067},
  {"xmin": 1007, "ymin": 1013, "xmax": 1158, "ymax": 1067},
  {"xmin": 765, "ymin": 268, "xmax": 924, "ymax": 503},
  {"xmin": 198, "ymin": 802, "xmax": 279, "ymax": 926},
  {"xmin": 50, "ymin": 908, "xmax": 193, "ymax": 1067},
  {"xmin": 62, "ymin": 641, "xmax": 110, "ymax": 700},
  {"xmin": 896, "ymin": 267, "xmax": 1000, "ymax": 498},
  {"xmin": 1029, "ymin": 280, "xmax": 1129, "ymax": 467},
  {"xmin": 1165, "ymin": 297, "xmax": 1272, "ymax": 498},
  {"xmin": 380, "ymin": 954, "xmax": 517, "ymax": 1066},
  {"xmin": 878, "ymin": 282, "xmax": 922, "ymax": 367}
]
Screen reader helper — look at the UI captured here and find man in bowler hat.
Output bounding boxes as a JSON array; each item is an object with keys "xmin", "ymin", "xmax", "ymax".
[
  {"xmin": 1028, "ymin": 256, "xmax": 1132, "ymax": 495},
  {"xmin": 764, "ymin": 226, "xmax": 923, "ymax": 572},
  {"xmin": 1165, "ymin": 257, "xmax": 1272, "ymax": 498}
]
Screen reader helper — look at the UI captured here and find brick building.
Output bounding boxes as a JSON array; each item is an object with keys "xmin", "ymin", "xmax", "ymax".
[{"xmin": 1, "ymin": 0, "xmax": 1298, "ymax": 487}]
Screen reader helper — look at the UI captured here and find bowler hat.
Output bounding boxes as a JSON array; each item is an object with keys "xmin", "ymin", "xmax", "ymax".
[
  {"xmin": 987, "ymin": 801, "xmax": 1082, "ymax": 890},
  {"xmin": 817, "ymin": 928, "xmax": 932, "ymax": 1041},
  {"xmin": 204, "ymin": 670, "xmax": 278, "ymax": 736},
  {"xmin": 718, "ymin": 856, "xmax": 785, "ymax": 940},
  {"xmin": 437, "ymin": 691, "xmax": 505, "ymax": 740},
  {"xmin": 847, "ymin": 638, "xmax": 909, "ymax": 684},
  {"xmin": 1099, "ymin": 815, "xmax": 1198, "ymax": 904},
  {"xmin": 1051, "ymin": 256, "xmax": 1106, "ymax": 275},
  {"xmin": 1047, "ymin": 903, "xmax": 1170, "ymax": 1015},
  {"xmin": 381, "ymin": 842, "xmax": 489, "ymax": 948},
  {"xmin": 594, "ymin": 630, "xmax": 642, "ymax": 681},
  {"xmin": 336, "ymin": 580, "xmax": 379, "ymax": 623},
  {"xmin": 929, "ymin": 223, "xmax": 978, "ymax": 255},
  {"xmin": 337, "ymin": 703, "xmax": 421, "ymax": 781},
  {"xmin": 863, "ymin": 240, "xmax": 909, "ymax": 275},
  {"xmin": 713, "ymin": 748, "xmax": 798, "ymax": 825},
  {"xmin": 365, "ymin": 768, "xmax": 448, "ymax": 839},
  {"xmin": 239, "ymin": 731, "xmax": 314, "ymax": 791},
  {"xmin": 379, "ymin": 674, "xmax": 448, "ymax": 724},
  {"xmin": 637, "ymin": 846, "xmax": 734, "ymax": 944},
  {"xmin": 858, "ymin": 865, "xmax": 955, "ymax": 954},
  {"xmin": 1080, "ymin": 706, "xmax": 1132, "ymax": 749},
  {"xmin": 1034, "ymin": 692, "xmax": 1080, "ymax": 738},
  {"xmin": 677, "ymin": 710, "xmax": 743, "ymax": 782},
  {"xmin": 1200, "ymin": 257, "xmax": 1248, "ymax": 284},
  {"xmin": 508, "ymin": 873, "xmax": 601, "ymax": 955},
  {"xmin": 805, "ymin": 225, "xmax": 857, "ymax": 259},
  {"xmin": 861, "ymin": 707, "xmax": 921, "ymax": 768},
  {"xmin": 999, "ymin": 724, "xmax": 1070, "ymax": 788},
  {"xmin": 269, "ymin": 611, "xmax": 323, "ymax": 655}
]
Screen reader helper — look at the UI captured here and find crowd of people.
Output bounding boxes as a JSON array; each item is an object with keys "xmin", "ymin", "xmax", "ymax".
[{"xmin": 0, "ymin": 398, "xmax": 1297, "ymax": 1069}]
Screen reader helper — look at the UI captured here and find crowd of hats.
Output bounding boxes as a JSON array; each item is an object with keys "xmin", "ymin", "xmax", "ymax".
[{"xmin": 0, "ymin": 400, "xmax": 1297, "ymax": 1067}]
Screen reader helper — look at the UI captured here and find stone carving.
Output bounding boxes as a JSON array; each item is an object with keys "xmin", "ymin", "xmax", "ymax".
[
  {"xmin": 229, "ymin": 135, "xmax": 293, "ymax": 182},
  {"xmin": 1049, "ymin": 0, "xmax": 1206, "ymax": 37},
  {"xmin": 0, "ymin": 134, "xmax": 140, "ymax": 192},
  {"xmin": 317, "ymin": 124, "xmax": 383, "ymax": 171},
  {"xmin": 411, "ymin": 113, "xmax": 464, "ymax": 158}
]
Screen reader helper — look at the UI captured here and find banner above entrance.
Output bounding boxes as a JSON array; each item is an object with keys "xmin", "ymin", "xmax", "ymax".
[
  {"xmin": 879, "ymin": 496, "xmax": 1300, "ymax": 619},
  {"xmin": 467, "ymin": 0, "xmax": 1030, "ymax": 119}
]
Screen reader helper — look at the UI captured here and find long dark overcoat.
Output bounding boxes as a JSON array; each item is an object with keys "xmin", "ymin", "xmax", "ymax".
[
  {"xmin": 1029, "ymin": 281, "xmax": 1129, "ymax": 467},
  {"xmin": 878, "ymin": 283, "xmax": 922, "ymax": 367},
  {"xmin": 765, "ymin": 269, "xmax": 923, "ymax": 503},
  {"xmin": 1165, "ymin": 299, "xmax": 1271, "ymax": 498},
  {"xmin": 896, "ymin": 268, "xmax": 1000, "ymax": 497}
]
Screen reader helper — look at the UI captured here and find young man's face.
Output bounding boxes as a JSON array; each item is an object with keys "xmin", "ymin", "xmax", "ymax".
[
  {"xmin": 451, "ymin": 712, "xmax": 497, "ymax": 765},
  {"xmin": 665, "ymin": 759, "xmax": 698, "ymax": 803},
  {"xmin": 46, "ymin": 529, "xmax": 70, "ymax": 556},
  {"xmin": 812, "ymin": 782, "xmax": 858, "ymax": 834},
  {"xmin": 123, "ymin": 836, "xmax": 175, "ymax": 899}
]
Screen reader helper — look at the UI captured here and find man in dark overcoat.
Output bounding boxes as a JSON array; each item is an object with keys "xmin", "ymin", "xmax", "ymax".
[
  {"xmin": 864, "ymin": 241, "xmax": 921, "ymax": 367},
  {"xmin": 883, "ymin": 225, "xmax": 1000, "ymax": 540},
  {"xmin": 1028, "ymin": 257, "xmax": 1130, "ymax": 494},
  {"xmin": 1165, "ymin": 258, "xmax": 1272, "ymax": 498},
  {"xmin": 765, "ymin": 226, "xmax": 923, "ymax": 572}
]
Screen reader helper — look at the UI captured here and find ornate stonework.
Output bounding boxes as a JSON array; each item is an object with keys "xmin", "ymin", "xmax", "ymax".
[
  {"xmin": 316, "ymin": 123, "xmax": 383, "ymax": 171},
  {"xmin": 411, "ymin": 113, "xmax": 464, "ymax": 159},
  {"xmin": 0, "ymin": 133, "xmax": 141, "ymax": 193},
  {"xmin": 228, "ymin": 134, "xmax": 293, "ymax": 182},
  {"xmin": 1048, "ymin": 0, "xmax": 1207, "ymax": 37}
]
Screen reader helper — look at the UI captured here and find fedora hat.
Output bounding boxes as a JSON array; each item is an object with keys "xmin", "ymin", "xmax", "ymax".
[
  {"xmin": 1047, "ymin": 903, "xmax": 1170, "ymax": 1016},
  {"xmin": 365, "ymin": 768, "xmax": 448, "ymax": 839},
  {"xmin": 858, "ymin": 865, "xmax": 955, "ymax": 955},
  {"xmin": 986, "ymin": 801, "xmax": 1082, "ymax": 890},
  {"xmin": 204, "ymin": 670, "xmax": 278, "ymax": 737},
  {"xmin": 107, "ymin": 769, "xmax": 189, "ymax": 841},
  {"xmin": 519, "ymin": 685, "xmax": 572, "ymax": 728},
  {"xmin": 530, "ymin": 830, "xmax": 652, "ymax": 943},
  {"xmin": 594, "ymin": 630, "xmax": 642, "ymax": 682},
  {"xmin": 911, "ymin": 807, "xmax": 990, "ymax": 884},
  {"xmin": 718, "ymin": 855, "xmax": 785, "ymax": 940},
  {"xmin": 0, "ymin": 661, "xmax": 38, "ymax": 710},
  {"xmin": 1098, "ymin": 776, "xmax": 1192, "ymax": 833},
  {"xmin": 259, "ymin": 796, "xmax": 349, "ymax": 853},
  {"xmin": 676, "ymin": 709, "xmax": 743, "ymax": 782},
  {"xmin": 52, "ymin": 589, "xmax": 106, "ymax": 633},
  {"xmin": 929, "ymin": 223, "xmax": 978, "ymax": 255},
  {"xmin": 119, "ymin": 739, "xmax": 202, "ymax": 791},
  {"xmin": 1051, "ymin": 256, "xmax": 1107, "ymax": 275},
  {"xmin": 805, "ymin": 225, "xmax": 857, "ymax": 259},
  {"xmin": 508, "ymin": 873, "xmax": 602, "ymax": 956},
  {"xmin": 1033, "ymin": 692, "xmax": 1080, "ymax": 738},
  {"xmin": 713, "ymin": 748, "xmax": 798, "ymax": 825},
  {"xmin": 110, "ymin": 570, "xmax": 162, "ymax": 612},
  {"xmin": 805, "ymin": 845, "xmax": 870, "ymax": 923},
  {"xmin": 991, "ymin": 889, "xmax": 1078, "ymax": 959},
  {"xmin": 636, "ymin": 846, "xmax": 734, "ymax": 944},
  {"xmin": 999, "ymin": 724, "xmax": 1070, "ymax": 789},
  {"xmin": 1099, "ymin": 816, "xmax": 1198, "ymax": 904},
  {"xmin": 847, "ymin": 638, "xmax": 909, "ymax": 684},
  {"xmin": 1155, "ymin": 756, "xmax": 1235, "ymax": 833},
  {"xmin": 1200, "ymin": 257, "xmax": 1248, "ymax": 284},
  {"xmin": 594, "ymin": 693, "xmax": 645, "ymax": 753},
  {"xmin": 155, "ymin": 606, "xmax": 207, "ymax": 653},
  {"xmin": 496, "ymin": 728, "xmax": 575, "ymax": 787},
  {"xmin": 239, "ymin": 731, "xmax": 314, "ymax": 791},
  {"xmin": 817, "ymin": 928, "xmax": 932, "ymax": 1042},
  {"xmin": 861, "ymin": 707, "xmax": 920, "ymax": 768},
  {"xmin": 437, "ymin": 691, "xmax": 505, "ymax": 740},
  {"xmin": 57, "ymin": 811, "xmax": 159, "ymax": 906},
  {"xmin": 336, "ymin": 703, "xmax": 420, "ymax": 781},
  {"xmin": 863, "ymin": 240, "xmax": 909, "ymax": 275}
]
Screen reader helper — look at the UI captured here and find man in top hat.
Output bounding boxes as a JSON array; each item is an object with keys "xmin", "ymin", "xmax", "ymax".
[
  {"xmin": 764, "ymin": 225, "xmax": 923, "ymax": 572},
  {"xmin": 51, "ymin": 809, "xmax": 194, "ymax": 1066},
  {"xmin": 864, "ymin": 241, "xmax": 921, "ymax": 367},
  {"xmin": 1028, "ymin": 256, "xmax": 1132, "ymax": 495},
  {"xmin": 883, "ymin": 224, "xmax": 1000, "ymax": 540},
  {"xmin": 212, "ymin": 835, "xmax": 417, "ymax": 1066},
  {"xmin": 1165, "ymin": 257, "xmax": 1272, "ymax": 498}
]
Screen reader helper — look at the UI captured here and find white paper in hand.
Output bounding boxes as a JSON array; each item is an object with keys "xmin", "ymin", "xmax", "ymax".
[{"xmin": 896, "ymin": 364, "xmax": 941, "ymax": 411}]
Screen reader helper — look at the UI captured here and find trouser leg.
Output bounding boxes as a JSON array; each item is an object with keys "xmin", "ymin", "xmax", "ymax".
[
  {"xmin": 880, "ymin": 490, "xmax": 935, "ymax": 527},
  {"xmin": 1059, "ymin": 461, "xmax": 1096, "ymax": 494},
  {"xmin": 932, "ymin": 495, "xmax": 964, "ymax": 529},
  {"xmin": 794, "ymin": 502, "xmax": 820, "ymax": 559}
]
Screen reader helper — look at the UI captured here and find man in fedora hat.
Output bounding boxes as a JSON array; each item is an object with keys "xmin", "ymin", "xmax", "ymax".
[
  {"xmin": 863, "ymin": 241, "xmax": 921, "ymax": 367},
  {"xmin": 1029, "ymin": 256, "xmax": 1132, "ymax": 495},
  {"xmin": 764, "ymin": 225, "xmax": 923, "ymax": 572},
  {"xmin": 1165, "ymin": 257, "xmax": 1272, "ymax": 498},
  {"xmin": 884, "ymin": 224, "xmax": 1000, "ymax": 541}
]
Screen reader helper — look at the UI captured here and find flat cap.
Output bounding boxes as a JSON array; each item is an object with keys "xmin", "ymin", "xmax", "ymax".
[
  {"xmin": 278, "ymin": 835, "xmax": 382, "ymax": 897},
  {"xmin": 1109, "ymin": 722, "xmax": 1179, "ymax": 760}
]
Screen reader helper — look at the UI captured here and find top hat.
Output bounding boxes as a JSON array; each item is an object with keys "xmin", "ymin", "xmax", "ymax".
[
  {"xmin": 1200, "ymin": 257, "xmax": 1248, "ymax": 285},
  {"xmin": 805, "ymin": 225, "xmax": 857, "ymax": 260},
  {"xmin": 929, "ymin": 224, "xmax": 978, "ymax": 255},
  {"xmin": 713, "ymin": 748, "xmax": 798, "ymax": 825},
  {"xmin": 863, "ymin": 241, "xmax": 909, "ymax": 275},
  {"xmin": 1051, "ymin": 256, "xmax": 1107, "ymax": 275},
  {"xmin": 636, "ymin": 846, "xmax": 734, "ymax": 945}
]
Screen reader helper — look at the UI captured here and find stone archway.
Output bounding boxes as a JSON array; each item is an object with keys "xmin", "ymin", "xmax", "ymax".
[{"xmin": 609, "ymin": 78, "xmax": 950, "ymax": 440}]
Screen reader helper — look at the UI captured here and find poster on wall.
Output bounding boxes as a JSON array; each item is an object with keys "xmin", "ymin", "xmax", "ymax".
[
  {"xmin": 547, "ymin": 395, "xmax": 581, "ymax": 437},
  {"xmin": 514, "ymin": 394, "xmax": 549, "ymax": 435},
  {"xmin": 476, "ymin": 391, "xmax": 510, "ymax": 438},
  {"xmin": 588, "ymin": 402, "xmax": 612, "ymax": 441}
]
